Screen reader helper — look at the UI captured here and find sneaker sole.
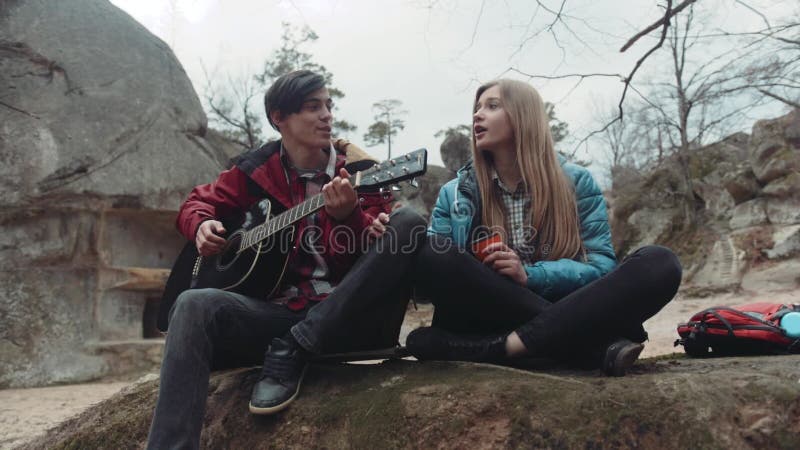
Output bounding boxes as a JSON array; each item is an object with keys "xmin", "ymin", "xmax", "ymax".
[
  {"xmin": 248, "ymin": 365, "xmax": 307, "ymax": 415},
  {"xmin": 608, "ymin": 343, "xmax": 644, "ymax": 377}
]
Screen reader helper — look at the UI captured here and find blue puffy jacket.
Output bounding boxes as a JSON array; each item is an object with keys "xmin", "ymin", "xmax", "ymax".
[{"xmin": 428, "ymin": 157, "xmax": 617, "ymax": 301}]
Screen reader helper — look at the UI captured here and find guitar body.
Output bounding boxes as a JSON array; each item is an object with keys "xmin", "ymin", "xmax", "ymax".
[{"xmin": 158, "ymin": 199, "xmax": 294, "ymax": 332}]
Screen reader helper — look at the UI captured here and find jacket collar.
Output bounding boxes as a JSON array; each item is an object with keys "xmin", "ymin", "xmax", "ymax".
[{"xmin": 235, "ymin": 139, "xmax": 346, "ymax": 209}]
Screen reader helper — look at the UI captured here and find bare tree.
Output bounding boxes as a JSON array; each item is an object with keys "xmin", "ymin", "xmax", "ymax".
[
  {"xmin": 627, "ymin": 4, "xmax": 792, "ymax": 225},
  {"xmin": 203, "ymin": 23, "xmax": 358, "ymax": 150},
  {"xmin": 203, "ymin": 67, "xmax": 263, "ymax": 150}
]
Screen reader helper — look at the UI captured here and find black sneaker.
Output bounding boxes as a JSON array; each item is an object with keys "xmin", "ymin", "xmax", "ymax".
[
  {"xmin": 249, "ymin": 337, "xmax": 307, "ymax": 415},
  {"xmin": 406, "ymin": 326, "xmax": 507, "ymax": 363},
  {"xmin": 602, "ymin": 338, "xmax": 644, "ymax": 377}
]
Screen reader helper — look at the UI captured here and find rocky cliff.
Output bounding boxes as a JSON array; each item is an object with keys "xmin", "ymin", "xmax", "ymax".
[
  {"xmin": 610, "ymin": 109, "xmax": 800, "ymax": 295},
  {"xmin": 0, "ymin": 0, "xmax": 234, "ymax": 387}
]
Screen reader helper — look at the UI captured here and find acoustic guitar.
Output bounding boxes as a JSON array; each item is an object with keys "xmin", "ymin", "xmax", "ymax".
[{"xmin": 157, "ymin": 148, "xmax": 427, "ymax": 331}]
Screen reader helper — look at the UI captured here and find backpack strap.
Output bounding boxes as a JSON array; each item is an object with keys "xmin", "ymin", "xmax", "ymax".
[{"xmin": 699, "ymin": 309, "xmax": 735, "ymax": 337}]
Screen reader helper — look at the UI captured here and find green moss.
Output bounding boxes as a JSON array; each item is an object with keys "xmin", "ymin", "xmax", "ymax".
[{"xmin": 25, "ymin": 357, "xmax": 800, "ymax": 449}]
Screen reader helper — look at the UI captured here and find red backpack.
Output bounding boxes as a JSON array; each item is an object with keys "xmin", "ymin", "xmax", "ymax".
[{"xmin": 675, "ymin": 302, "xmax": 800, "ymax": 357}]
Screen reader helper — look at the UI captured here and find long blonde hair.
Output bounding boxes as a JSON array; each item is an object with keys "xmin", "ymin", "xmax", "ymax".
[{"xmin": 472, "ymin": 79, "xmax": 583, "ymax": 261}]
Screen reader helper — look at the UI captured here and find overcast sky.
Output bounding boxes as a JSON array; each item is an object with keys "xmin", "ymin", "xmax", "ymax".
[{"xmin": 109, "ymin": 0, "xmax": 793, "ymax": 181}]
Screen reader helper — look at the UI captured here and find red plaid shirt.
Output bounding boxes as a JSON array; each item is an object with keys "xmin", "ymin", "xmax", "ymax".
[
  {"xmin": 272, "ymin": 144, "xmax": 338, "ymax": 309},
  {"xmin": 176, "ymin": 140, "xmax": 393, "ymax": 311}
]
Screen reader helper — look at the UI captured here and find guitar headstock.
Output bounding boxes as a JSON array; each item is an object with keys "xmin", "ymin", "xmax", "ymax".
[{"xmin": 354, "ymin": 148, "xmax": 428, "ymax": 190}]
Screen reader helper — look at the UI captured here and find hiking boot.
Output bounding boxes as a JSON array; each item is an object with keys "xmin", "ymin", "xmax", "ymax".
[
  {"xmin": 602, "ymin": 338, "xmax": 644, "ymax": 377},
  {"xmin": 249, "ymin": 337, "xmax": 307, "ymax": 415},
  {"xmin": 406, "ymin": 326, "xmax": 507, "ymax": 363}
]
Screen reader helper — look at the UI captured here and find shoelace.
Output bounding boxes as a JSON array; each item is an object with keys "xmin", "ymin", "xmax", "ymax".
[{"xmin": 260, "ymin": 351, "xmax": 304, "ymax": 382}]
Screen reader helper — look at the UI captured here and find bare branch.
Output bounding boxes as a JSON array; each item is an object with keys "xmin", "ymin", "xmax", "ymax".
[
  {"xmin": 507, "ymin": 68, "xmax": 622, "ymax": 81},
  {"xmin": 733, "ymin": 0, "xmax": 771, "ymax": 29},
  {"xmin": 620, "ymin": 0, "xmax": 698, "ymax": 52},
  {"xmin": 459, "ymin": 0, "xmax": 487, "ymax": 55},
  {"xmin": 616, "ymin": 0, "xmax": 674, "ymax": 120},
  {"xmin": 758, "ymin": 89, "xmax": 800, "ymax": 110}
]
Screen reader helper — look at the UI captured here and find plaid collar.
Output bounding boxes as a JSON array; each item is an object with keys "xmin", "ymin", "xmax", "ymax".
[
  {"xmin": 280, "ymin": 142, "xmax": 337, "ymax": 181},
  {"xmin": 491, "ymin": 170, "xmax": 525, "ymax": 195}
]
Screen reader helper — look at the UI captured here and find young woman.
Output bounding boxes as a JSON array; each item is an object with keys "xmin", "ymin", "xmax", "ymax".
[{"xmin": 401, "ymin": 79, "xmax": 682, "ymax": 375}]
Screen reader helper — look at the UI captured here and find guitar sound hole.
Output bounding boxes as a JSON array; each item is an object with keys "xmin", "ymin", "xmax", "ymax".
[{"xmin": 216, "ymin": 232, "xmax": 243, "ymax": 270}]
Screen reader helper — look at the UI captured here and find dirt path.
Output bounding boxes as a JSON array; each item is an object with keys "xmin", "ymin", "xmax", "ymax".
[
  {"xmin": 0, "ymin": 382, "xmax": 130, "ymax": 449},
  {"xmin": 2, "ymin": 288, "xmax": 798, "ymax": 449}
]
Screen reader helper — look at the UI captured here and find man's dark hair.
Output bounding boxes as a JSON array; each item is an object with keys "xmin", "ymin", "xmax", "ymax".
[{"xmin": 264, "ymin": 70, "xmax": 327, "ymax": 131}]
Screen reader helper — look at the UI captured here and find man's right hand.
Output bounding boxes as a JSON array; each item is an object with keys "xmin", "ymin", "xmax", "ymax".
[{"xmin": 196, "ymin": 220, "xmax": 227, "ymax": 256}]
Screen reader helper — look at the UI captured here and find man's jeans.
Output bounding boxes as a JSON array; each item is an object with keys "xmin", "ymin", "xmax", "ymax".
[{"xmin": 146, "ymin": 207, "xmax": 426, "ymax": 450}]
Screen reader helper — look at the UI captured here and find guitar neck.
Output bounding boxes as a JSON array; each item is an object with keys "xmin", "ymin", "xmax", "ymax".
[{"xmin": 239, "ymin": 193, "xmax": 327, "ymax": 253}]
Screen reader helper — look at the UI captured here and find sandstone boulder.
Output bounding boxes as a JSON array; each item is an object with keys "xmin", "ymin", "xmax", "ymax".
[
  {"xmin": 693, "ymin": 180, "xmax": 734, "ymax": 222},
  {"xmin": 685, "ymin": 235, "xmax": 744, "ymax": 292},
  {"xmin": 723, "ymin": 166, "xmax": 761, "ymax": 205},
  {"xmin": 0, "ymin": 0, "xmax": 229, "ymax": 387},
  {"xmin": 749, "ymin": 109, "xmax": 800, "ymax": 184},
  {"xmin": 439, "ymin": 127, "xmax": 471, "ymax": 172},
  {"xmin": 729, "ymin": 198, "xmax": 769, "ymax": 230},
  {"xmin": 394, "ymin": 164, "xmax": 453, "ymax": 221},
  {"xmin": 766, "ymin": 198, "xmax": 800, "ymax": 225},
  {"xmin": 765, "ymin": 225, "xmax": 800, "ymax": 259},
  {"xmin": 20, "ymin": 357, "xmax": 800, "ymax": 449},
  {"xmin": 761, "ymin": 171, "xmax": 800, "ymax": 199},
  {"xmin": 625, "ymin": 207, "xmax": 679, "ymax": 251},
  {"xmin": 740, "ymin": 259, "xmax": 800, "ymax": 292}
]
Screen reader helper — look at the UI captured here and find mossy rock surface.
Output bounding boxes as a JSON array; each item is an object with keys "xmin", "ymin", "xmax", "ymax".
[{"xmin": 23, "ymin": 355, "xmax": 800, "ymax": 449}]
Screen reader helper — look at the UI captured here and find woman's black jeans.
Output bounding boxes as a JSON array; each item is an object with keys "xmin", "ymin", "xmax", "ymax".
[{"xmin": 413, "ymin": 236, "xmax": 682, "ymax": 359}]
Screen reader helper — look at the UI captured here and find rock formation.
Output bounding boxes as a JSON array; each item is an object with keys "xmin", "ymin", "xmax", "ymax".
[
  {"xmin": 610, "ymin": 110, "xmax": 800, "ymax": 295},
  {"xmin": 0, "ymin": 0, "xmax": 232, "ymax": 387},
  {"xmin": 394, "ymin": 126, "xmax": 470, "ymax": 219},
  {"xmin": 394, "ymin": 164, "xmax": 454, "ymax": 220},
  {"xmin": 20, "ymin": 356, "xmax": 800, "ymax": 449}
]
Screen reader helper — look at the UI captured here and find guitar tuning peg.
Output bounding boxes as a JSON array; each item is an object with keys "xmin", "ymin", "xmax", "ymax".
[
  {"xmin": 410, "ymin": 178, "xmax": 419, "ymax": 188},
  {"xmin": 391, "ymin": 185, "xmax": 402, "ymax": 191}
]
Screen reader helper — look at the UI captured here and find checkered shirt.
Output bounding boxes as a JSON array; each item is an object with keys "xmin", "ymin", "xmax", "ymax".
[
  {"xmin": 493, "ymin": 174, "xmax": 537, "ymax": 265},
  {"xmin": 272, "ymin": 145, "xmax": 337, "ymax": 309}
]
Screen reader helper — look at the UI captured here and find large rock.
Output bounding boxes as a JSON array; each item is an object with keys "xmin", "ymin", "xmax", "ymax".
[
  {"xmin": 766, "ymin": 197, "xmax": 800, "ymax": 225},
  {"xmin": 0, "ymin": 0, "xmax": 230, "ymax": 387},
  {"xmin": 625, "ymin": 207, "xmax": 679, "ymax": 251},
  {"xmin": 685, "ymin": 235, "xmax": 744, "ymax": 292},
  {"xmin": 693, "ymin": 180, "xmax": 734, "ymax": 222},
  {"xmin": 723, "ymin": 166, "xmax": 761, "ymax": 205},
  {"xmin": 21, "ymin": 357, "xmax": 800, "ymax": 449},
  {"xmin": 0, "ymin": 1, "xmax": 227, "ymax": 210},
  {"xmin": 749, "ymin": 109, "xmax": 800, "ymax": 184},
  {"xmin": 439, "ymin": 127, "xmax": 471, "ymax": 172},
  {"xmin": 395, "ymin": 164, "xmax": 453, "ymax": 221},
  {"xmin": 740, "ymin": 259, "xmax": 800, "ymax": 292},
  {"xmin": 729, "ymin": 198, "xmax": 769, "ymax": 229},
  {"xmin": 765, "ymin": 225, "xmax": 800, "ymax": 259},
  {"xmin": 761, "ymin": 171, "xmax": 800, "ymax": 199}
]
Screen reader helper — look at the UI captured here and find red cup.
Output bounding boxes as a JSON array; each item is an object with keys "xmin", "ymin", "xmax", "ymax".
[{"xmin": 471, "ymin": 232, "xmax": 502, "ymax": 262}]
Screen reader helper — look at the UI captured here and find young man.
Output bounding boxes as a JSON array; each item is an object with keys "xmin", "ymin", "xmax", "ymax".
[{"xmin": 147, "ymin": 70, "xmax": 426, "ymax": 450}]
